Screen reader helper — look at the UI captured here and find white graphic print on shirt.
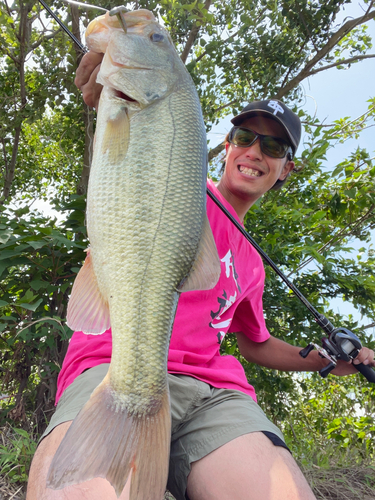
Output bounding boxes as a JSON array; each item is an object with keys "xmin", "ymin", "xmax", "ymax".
[{"xmin": 209, "ymin": 249, "xmax": 241, "ymax": 344}]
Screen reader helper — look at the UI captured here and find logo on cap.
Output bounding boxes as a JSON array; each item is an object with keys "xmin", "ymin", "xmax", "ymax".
[{"xmin": 267, "ymin": 100, "xmax": 284, "ymax": 116}]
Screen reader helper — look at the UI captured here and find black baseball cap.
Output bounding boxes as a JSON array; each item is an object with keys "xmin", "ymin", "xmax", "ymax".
[{"xmin": 231, "ymin": 99, "xmax": 301, "ymax": 157}]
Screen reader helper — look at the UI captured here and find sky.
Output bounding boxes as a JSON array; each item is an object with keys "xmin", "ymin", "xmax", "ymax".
[{"xmin": 207, "ymin": 1, "xmax": 375, "ymax": 332}]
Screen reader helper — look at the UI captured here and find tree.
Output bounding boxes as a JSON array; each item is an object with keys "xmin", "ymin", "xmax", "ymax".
[{"xmin": 0, "ymin": 0, "xmax": 93, "ymax": 204}]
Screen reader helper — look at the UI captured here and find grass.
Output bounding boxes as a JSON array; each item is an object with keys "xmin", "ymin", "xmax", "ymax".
[{"xmin": 303, "ymin": 463, "xmax": 375, "ymax": 500}]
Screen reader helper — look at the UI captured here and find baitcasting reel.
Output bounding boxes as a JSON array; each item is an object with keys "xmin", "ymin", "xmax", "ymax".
[{"xmin": 299, "ymin": 324, "xmax": 375, "ymax": 383}]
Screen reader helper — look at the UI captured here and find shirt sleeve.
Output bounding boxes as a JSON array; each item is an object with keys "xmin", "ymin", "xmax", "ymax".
[{"xmin": 229, "ymin": 284, "xmax": 270, "ymax": 342}]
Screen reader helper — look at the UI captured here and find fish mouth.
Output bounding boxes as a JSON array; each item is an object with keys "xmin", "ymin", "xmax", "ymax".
[{"xmin": 114, "ymin": 90, "xmax": 138, "ymax": 103}]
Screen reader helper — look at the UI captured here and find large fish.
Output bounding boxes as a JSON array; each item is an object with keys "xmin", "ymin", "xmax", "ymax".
[{"xmin": 47, "ymin": 7, "xmax": 220, "ymax": 500}]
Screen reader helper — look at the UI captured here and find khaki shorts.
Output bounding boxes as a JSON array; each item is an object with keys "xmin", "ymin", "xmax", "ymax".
[{"xmin": 42, "ymin": 364, "xmax": 287, "ymax": 500}]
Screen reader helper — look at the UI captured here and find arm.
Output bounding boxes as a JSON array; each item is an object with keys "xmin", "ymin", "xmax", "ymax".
[{"xmin": 236, "ymin": 332, "xmax": 375, "ymax": 376}]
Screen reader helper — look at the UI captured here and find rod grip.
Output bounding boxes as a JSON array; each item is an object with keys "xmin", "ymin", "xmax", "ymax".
[{"xmin": 355, "ymin": 363, "xmax": 375, "ymax": 383}]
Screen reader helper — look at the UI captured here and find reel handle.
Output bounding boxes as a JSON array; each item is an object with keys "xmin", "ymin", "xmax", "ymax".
[{"xmin": 355, "ymin": 362, "xmax": 375, "ymax": 383}]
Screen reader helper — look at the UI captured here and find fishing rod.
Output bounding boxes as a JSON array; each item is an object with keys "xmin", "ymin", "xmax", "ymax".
[
  {"xmin": 38, "ymin": 0, "xmax": 375, "ymax": 383},
  {"xmin": 38, "ymin": 0, "xmax": 88, "ymax": 52},
  {"xmin": 207, "ymin": 188, "xmax": 375, "ymax": 383}
]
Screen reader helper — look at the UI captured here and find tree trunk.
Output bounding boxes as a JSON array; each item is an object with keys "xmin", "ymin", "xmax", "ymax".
[
  {"xmin": 71, "ymin": 4, "xmax": 94, "ymax": 196},
  {"xmin": 1, "ymin": 1, "xmax": 31, "ymax": 203},
  {"xmin": 77, "ymin": 104, "xmax": 94, "ymax": 195}
]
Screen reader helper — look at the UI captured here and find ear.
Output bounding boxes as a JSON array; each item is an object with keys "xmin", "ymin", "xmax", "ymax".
[
  {"xmin": 279, "ymin": 160, "xmax": 294, "ymax": 181},
  {"xmin": 225, "ymin": 142, "xmax": 230, "ymax": 153}
]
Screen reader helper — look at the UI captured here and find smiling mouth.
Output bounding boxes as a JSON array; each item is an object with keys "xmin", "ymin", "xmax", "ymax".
[{"xmin": 238, "ymin": 165, "xmax": 262, "ymax": 177}]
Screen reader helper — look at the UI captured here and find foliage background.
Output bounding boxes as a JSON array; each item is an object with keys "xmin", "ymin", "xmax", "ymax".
[{"xmin": 0, "ymin": 0, "xmax": 375, "ymax": 497}]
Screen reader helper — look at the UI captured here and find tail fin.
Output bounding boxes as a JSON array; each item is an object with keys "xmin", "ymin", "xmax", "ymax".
[{"xmin": 47, "ymin": 376, "xmax": 171, "ymax": 499}]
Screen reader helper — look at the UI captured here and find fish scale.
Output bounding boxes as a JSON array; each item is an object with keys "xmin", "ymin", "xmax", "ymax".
[{"xmin": 47, "ymin": 8, "xmax": 220, "ymax": 500}]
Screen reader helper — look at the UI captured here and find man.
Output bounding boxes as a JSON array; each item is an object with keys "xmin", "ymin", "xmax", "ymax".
[{"xmin": 27, "ymin": 52, "xmax": 375, "ymax": 500}]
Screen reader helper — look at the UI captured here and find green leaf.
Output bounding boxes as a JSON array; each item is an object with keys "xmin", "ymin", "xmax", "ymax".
[
  {"xmin": 17, "ymin": 298, "xmax": 43, "ymax": 311},
  {"xmin": 30, "ymin": 280, "xmax": 46, "ymax": 291},
  {"xmin": 28, "ymin": 240, "xmax": 47, "ymax": 250},
  {"xmin": 0, "ymin": 230, "xmax": 12, "ymax": 244},
  {"xmin": 13, "ymin": 428, "xmax": 30, "ymax": 438}
]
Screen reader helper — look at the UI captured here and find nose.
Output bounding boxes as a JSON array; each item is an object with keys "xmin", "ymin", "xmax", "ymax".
[{"xmin": 244, "ymin": 137, "xmax": 263, "ymax": 161}]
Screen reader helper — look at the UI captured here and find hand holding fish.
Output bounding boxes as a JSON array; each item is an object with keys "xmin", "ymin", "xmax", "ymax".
[{"xmin": 75, "ymin": 51, "xmax": 104, "ymax": 109}]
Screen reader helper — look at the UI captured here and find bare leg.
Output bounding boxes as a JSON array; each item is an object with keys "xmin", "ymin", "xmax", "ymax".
[
  {"xmin": 27, "ymin": 422, "xmax": 131, "ymax": 500},
  {"xmin": 186, "ymin": 432, "xmax": 316, "ymax": 500}
]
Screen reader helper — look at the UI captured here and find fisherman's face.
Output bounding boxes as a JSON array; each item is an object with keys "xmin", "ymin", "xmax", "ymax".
[{"xmin": 217, "ymin": 116, "xmax": 295, "ymax": 219}]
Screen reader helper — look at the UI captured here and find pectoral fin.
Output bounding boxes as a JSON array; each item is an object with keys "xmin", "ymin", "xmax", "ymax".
[
  {"xmin": 178, "ymin": 215, "xmax": 221, "ymax": 292},
  {"xmin": 102, "ymin": 107, "xmax": 129, "ymax": 165},
  {"xmin": 67, "ymin": 249, "xmax": 110, "ymax": 334}
]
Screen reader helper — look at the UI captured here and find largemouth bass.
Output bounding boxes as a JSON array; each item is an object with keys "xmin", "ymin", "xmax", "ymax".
[{"xmin": 47, "ymin": 7, "xmax": 220, "ymax": 500}]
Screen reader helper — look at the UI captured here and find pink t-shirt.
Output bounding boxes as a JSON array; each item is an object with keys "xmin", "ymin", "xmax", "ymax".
[{"xmin": 55, "ymin": 180, "xmax": 270, "ymax": 404}]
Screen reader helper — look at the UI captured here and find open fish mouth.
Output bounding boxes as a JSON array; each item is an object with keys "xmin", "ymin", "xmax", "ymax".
[{"xmin": 114, "ymin": 89, "xmax": 138, "ymax": 103}]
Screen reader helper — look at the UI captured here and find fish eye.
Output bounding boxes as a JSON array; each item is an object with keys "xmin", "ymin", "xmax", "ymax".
[{"xmin": 150, "ymin": 32, "xmax": 164, "ymax": 42}]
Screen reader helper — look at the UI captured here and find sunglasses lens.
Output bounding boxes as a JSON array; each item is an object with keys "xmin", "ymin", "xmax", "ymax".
[
  {"xmin": 261, "ymin": 136, "xmax": 289, "ymax": 158},
  {"xmin": 229, "ymin": 127, "xmax": 290, "ymax": 158},
  {"xmin": 230, "ymin": 128, "xmax": 257, "ymax": 147}
]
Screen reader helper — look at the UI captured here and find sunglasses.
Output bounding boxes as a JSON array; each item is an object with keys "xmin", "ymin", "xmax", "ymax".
[{"xmin": 228, "ymin": 127, "xmax": 293, "ymax": 159}]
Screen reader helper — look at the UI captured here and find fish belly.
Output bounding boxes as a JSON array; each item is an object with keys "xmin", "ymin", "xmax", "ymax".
[{"xmin": 88, "ymin": 87, "xmax": 207, "ymax": 401}]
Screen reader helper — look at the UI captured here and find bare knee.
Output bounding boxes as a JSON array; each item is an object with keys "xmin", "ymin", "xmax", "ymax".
[
  {"xmin": 27, "ymin": 422, "xmax": 72, "ymax": 500},
  {"xmin": 187, "ymin": 432, "xmax": 316, "ymax": 500},
  {"xmin": 27, "ymin": 421, "xmax": 131, "ymax": 500}
]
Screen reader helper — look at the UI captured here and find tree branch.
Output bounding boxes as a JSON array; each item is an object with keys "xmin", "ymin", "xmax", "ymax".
[
  {"xmin": 4, "ymin": 0, "xmax": 12, "ymax": 16},
  {"xmin": 280, "ymin": 38, "xmax": 308, "ymax": 90},
  {"xmin": 301, "ymin": 105, "xmax": 375, "ymax": 131},
  {"xmin": 180, "ymin": 0, "xmax": 211, "ymax": 64},
  {"xmin": 307, "ymin": 53, "xmax": 375, "ymax": 76},
  {"xmin": 30, "ymin": 29, "xmax": 62, "ymax": 51},
  {"xmin": 0, "ymin": 45, "xmax": 18, "ymax": 64},
  {"xmin": 1, "ymin": 136, "xmax": 9, "ymax": 176},
  {"xmin": 214, "ymin": 99, "xmax": 238, "ymax": 114},
  {"xmin": 276, "ymin": 9, "xmax": 375, "ymax": 99},
  {"xmin": 70, "ymin": 4, "xmax": 93, "ymax": 195},
  {"xmin": 208, "ymin": 142, "xmax": 225, "ymax": 162},
  {"xmin": 288, "ymin": 204, "xmax": 375, "ymax": 277},
  {"xmin": 194, "ymin": 29, "xmax": 241, "ymax": 64},
  {"xmin": 1, "ymin": 126, "xmax": 21, "ymax": 203}
]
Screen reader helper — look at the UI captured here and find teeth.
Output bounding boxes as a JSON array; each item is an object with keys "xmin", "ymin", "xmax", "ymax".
[{"xmin": 239, "ymin": 166, "xmax": 261, "ymax": 177}]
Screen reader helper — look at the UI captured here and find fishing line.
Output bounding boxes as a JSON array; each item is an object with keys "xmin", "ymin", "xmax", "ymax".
[{"xmin": 59, "ymin": 0, "xmax": 108, "ymax": 12}]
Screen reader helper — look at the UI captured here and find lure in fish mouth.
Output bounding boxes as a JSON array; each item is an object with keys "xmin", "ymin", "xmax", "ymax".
[{"xmin": 46, "ymin": 7, "xmax": 221, "ymax": 500}]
